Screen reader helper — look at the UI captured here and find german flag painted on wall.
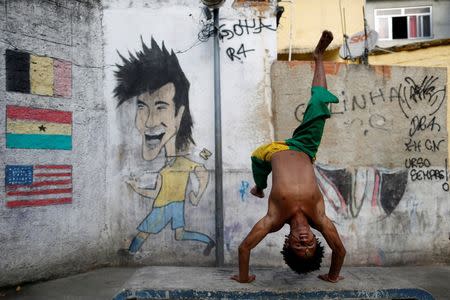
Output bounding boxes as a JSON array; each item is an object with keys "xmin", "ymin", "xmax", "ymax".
[
  {"xmin": 6, "ymin": 105, "xmax": 72, "ymax": 150},
  {"xmin": 6, "ymin": 50, "xmax": 72, "ymax": 98}
]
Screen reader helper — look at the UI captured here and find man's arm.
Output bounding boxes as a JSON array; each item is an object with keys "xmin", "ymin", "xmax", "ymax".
[
  {"xmin": 316, "ymin": 216, "xmax": 346, "ymax": 282},
  {"xmin": 189, "ymin": 165, "xmax": 209, "ymax": 206},
  {"xmin": 127, "ymin": 173, "xmax": 162, "ymax": 198},
  {"xmin": 231, "ymin": 215, "xmax": 274, "ymax": 283}
]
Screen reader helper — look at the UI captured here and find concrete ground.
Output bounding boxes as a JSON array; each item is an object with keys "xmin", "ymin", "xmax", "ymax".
[{"xmin": 0, "ymin": 265, "xmax": 448, "ymax": 300}]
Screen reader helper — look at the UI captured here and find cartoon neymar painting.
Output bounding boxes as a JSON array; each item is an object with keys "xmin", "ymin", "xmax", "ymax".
[{"xmin": 114, "ymin": 38, "xmax": 215, "ymax": 256}]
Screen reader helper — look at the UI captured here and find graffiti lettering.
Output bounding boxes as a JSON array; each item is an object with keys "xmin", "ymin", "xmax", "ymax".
[
  {"xmin": 410, "ymin": 168, "xmax": 445, "ymax": 181},
  {"xmin": 443, "ymin": 159, "xmax": 449, "ymax": 191},
  {"xmin": 219, "ymin": 18, "xmax": 275, "ymax": 41},
  {"xmin": 329, "ymin": 102, "xmax": 345, "ymax": 115},
  {"xmin": 404, "ymin": 138, "xmax": 445, "ymax": 153},
  {"xmin": 404, "ymin": 157, "xmax": 430, "ymax": 169},
  {"xmin": 390, "ymin": 86, "xmax": 402, "ymax": 102},
  {"xmin": 327, "ymin": 76, "xmax": 445, "ymax": 118},
  {"xmin": 409, "ymin": 115, "xmax": 441, "ymax": 137},
  {"xmin": 226, "ymin": 44, "xmax": 255, "ymax": 61},
  {"xmin": 294, "ymin": 103, "xmax": 305, "ymax": 122},
  {"xmin": 399, "ymin": 76, "xmax": 446, "ymax": 118},
  {"xmin": 405, "ymin": 76, "xmax": 440, "ymax": 103},
  {"xmin": 424, "ymin": 139, "xmax": 445, "ymax": 152},
  {"xmin": 369, "ymin": 89, "xmax": 386, "ymax": 105},
  {"xmin": 404, "ymin": 139, "xmax": 421, "ymax": 152},
  {"xmin": 351, "ymin": 94, "xmax": 367, "ymax": 111},
  {"xmin": 445, "ymin": 159, "xmax": 449, "ymax": 181}
]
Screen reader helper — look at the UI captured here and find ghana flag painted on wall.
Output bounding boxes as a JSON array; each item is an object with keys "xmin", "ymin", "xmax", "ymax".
[
  {"xmin": 6, "ymin": 105, "xmax": 72, "ymax": 150},
  {"xmin": 5, "ymin": 49, "xmax": 72, "ymax": 98}
]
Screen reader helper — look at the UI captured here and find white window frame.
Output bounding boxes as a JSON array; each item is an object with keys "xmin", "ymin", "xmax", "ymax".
[{"xmin": 374, "ymin": 6, "xmax": 432, "ymax": 41}]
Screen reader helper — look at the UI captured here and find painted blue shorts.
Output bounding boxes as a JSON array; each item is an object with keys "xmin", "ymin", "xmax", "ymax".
[{"xmin": 137, "ymin": 201, "xmax": 185, "ymax": 233}]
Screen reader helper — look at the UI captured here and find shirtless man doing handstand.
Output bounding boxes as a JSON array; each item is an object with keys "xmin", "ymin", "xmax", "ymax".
[{"xmin": 231, "ymin": 30, "xmax": 346, "ymax": 283}]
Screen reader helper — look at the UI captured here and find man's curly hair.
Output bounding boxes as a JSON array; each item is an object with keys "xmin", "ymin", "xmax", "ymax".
[{"xmin": 281, "ymin": 235, "xmax": 324, "ymax": 274}]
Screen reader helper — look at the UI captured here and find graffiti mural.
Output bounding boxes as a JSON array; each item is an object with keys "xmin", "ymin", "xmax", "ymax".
[
  {"xmin": 312, "ymin": 74, "xmax": 446, "ymax": 219},
  {"xmin": 6, "ymin": 49, "xmax": 72, "ymax": 97},
  {"xmin": 239, "ymin": 180, "xmax": 250, "ymax": 202},
  {"xmin": 5, "ymin": 164, "xmax": 73, "ymax": 208},
  {"xmin": 114, "ymin": 38, "xmax": 215, "ymax": 256},
  {"xmin": 315, "ymin": 165, "xmax": 408, "ymax": 219},
  {"xmin": 272, "ymin": 62, "xmax": 448, "ymax": 229},
  {"xmin": 6, "ymin": 105, "xmax": 73, "ymax": 150},
  {"xmin": 199, "ymin": 148, "xmax": 212, "ymax": 160}
]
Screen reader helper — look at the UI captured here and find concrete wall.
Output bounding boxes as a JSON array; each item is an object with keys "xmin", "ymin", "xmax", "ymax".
[
  {"xmin": 0, "ymin": 0, "xmax": 278, "ymax": 286},
  {"xmin": 0, "ymin": 0, "xmax": 110, "ymax": 287},
  {"xmin": 271, "ymin": 61, "xmax": 449, "ymax": 265},
  {"xmin": 369, "ymin": 44, "xmax": 450, "ymax": 150},
  {"xmin": 1, "ymin": 0, "xmax": 448, "ymax": 289},
  {"xmin": 103, "ymin": 0, "xmax": 277, "ymax": 266}
]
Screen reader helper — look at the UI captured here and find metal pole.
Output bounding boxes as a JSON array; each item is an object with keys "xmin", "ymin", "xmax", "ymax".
[
  {"xmin": 288, "ymin": 0, "xmax": 294, "ymax": 61},
  {"xmin": 213, "ymin": 7, "xmax": 224, "ymax": 267},
  {"xmin": 362, "ymin": 6, "xmax": 369, "ymax": 65}
]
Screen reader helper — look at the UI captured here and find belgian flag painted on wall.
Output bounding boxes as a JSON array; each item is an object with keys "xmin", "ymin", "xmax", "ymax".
[{"xmin": 5, "ymin": 50, "xmax": 72, "ymax": 98}]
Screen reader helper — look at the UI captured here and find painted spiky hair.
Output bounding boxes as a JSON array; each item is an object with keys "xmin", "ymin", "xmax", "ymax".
[
  {"xmin": 281, "ymin": 236, "xmax": 324, "ymax": 274},
  {"xmin": 114, "ymin": 37, "xmax": 194, "ymax": 151}
]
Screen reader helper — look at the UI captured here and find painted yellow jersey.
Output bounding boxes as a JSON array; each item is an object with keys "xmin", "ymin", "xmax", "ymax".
[{"xmin": 153, "ymin": 156, "xmax": 199, "ymax": 207}]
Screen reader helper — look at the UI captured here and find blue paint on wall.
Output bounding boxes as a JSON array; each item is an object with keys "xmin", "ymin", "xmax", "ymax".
[{"xmin": 239, "ymin": 180, "xmax": 250, "ymax": 201}]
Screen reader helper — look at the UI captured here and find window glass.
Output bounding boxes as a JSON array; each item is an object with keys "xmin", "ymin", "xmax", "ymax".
[
  {"xmin": 409, "ymin": 16, "xmax": 417, "ymax": 38},
  {"xmin": 377, "ymin": 17, "xmax": 389, "ymax": 39},
  {"xmin": 405, "ymin": 7, "xmax": 430, "ymax": 14},
  {"xmin": 376, "ymin": 9, "xmax": 402, "ymax": 16}
]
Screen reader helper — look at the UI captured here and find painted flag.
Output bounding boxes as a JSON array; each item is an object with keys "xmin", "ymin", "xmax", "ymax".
[
  {"xmin": 6, "ymin": 49, "xmax": 72, "ymax": 98},
  {"xmin": 6, "ymin": 105, "xmax": 72, "ymax": 150},
  {"xmin": 5, "ymin": 165, "xmax": 72, "ymax": 208}
]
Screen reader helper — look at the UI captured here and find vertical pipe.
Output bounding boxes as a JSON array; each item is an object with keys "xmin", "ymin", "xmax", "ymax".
[
  {"xmin": 213, "ymin": 7, "xmax": 224, "ymax": 267},
  {"xmin": 362, "ymin": 6, "xmax": 369, "ymax": 65},
  {"xmin": 288, "ymin": 0, "xmax": 294, "ymax": 61}
]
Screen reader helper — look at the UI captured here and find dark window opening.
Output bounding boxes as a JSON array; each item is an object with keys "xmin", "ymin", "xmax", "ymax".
[
  {"xmin": 422, "ymin": 15, "xmax": 431, "ymax": 37},
  {"xmin": 392, "ymin": 16, "xmax": 408, "ymax": 39}
]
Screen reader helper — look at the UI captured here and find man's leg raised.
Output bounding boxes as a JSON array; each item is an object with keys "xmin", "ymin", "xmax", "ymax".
[{"xmin": 312, "ymin": 30, "xmax": 333, "ymax": 89}]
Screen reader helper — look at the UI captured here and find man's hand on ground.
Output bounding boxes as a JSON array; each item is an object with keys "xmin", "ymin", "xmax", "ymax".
[
  {"xmin": 318, "ymin": 274, "xmax": 344, "ymax": 283},
  {"xmin": 230, "ymin": 274, "xmax": 256, "ymax": 283}
]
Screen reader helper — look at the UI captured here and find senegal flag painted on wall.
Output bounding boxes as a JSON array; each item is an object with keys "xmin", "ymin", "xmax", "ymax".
[{"xmin": 6, "ymin": 105, "xmax": 72, "ymax": 150}]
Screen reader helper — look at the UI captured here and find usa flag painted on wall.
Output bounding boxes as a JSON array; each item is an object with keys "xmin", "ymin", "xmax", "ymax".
[{"xmin": 5, "ymin": 165, "xmax": 72, "ymax": 208}]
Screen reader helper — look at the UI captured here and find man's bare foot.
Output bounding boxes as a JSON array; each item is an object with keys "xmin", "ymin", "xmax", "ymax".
[
  {"xmin": 250, "ymin": 186, "xmax": 264, "ymax": 198},
  {"xmin": 313, "ymin": 30, "xmax": 333, "ymax": 59}
]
